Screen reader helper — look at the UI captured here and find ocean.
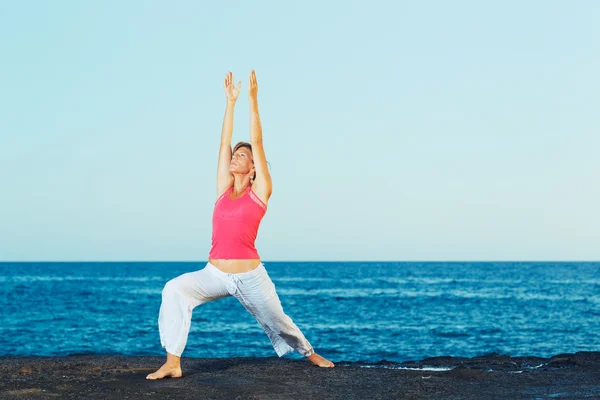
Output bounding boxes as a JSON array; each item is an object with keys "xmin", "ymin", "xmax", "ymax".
[{"xmin": 1, "ymin": 261, "xmax": 598, "ymax": 363}]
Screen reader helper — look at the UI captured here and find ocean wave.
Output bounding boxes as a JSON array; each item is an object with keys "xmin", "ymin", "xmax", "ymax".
[
  {"xmin": 272, "ymin": 277, "xmax": 333, "ymax": 282},
  {"xmin": 356, "ymin": 365, "xmax": 455, "ymax": 371},
  {"xmin": 3, "ymin": 275, "xmax": 598, "ymax": 286},
  {"xmin": 276, "ymin": 287, "xmax": 599, "ymax": 303},
  {"xmin": 128, "ymin": 288, "xmax": 163, "ymax": 295},
  {"xmin": 0, "ymin": 276, "xmax": 165, "ymax": 283}
]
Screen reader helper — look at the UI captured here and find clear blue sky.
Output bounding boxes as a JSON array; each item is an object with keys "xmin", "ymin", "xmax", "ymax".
[{"xmin": 1, "ymin": 1, "xmax": 598, "ymax": 261}]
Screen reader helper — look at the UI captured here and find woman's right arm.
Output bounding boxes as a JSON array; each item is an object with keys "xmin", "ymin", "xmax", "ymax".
[{"xmin": 217, "ymin": 73, "xmax": 241, "ymax": 197}]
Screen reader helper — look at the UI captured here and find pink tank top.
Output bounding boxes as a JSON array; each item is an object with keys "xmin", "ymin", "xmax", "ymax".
[{"xmin": 208, "ymin": 185, "xmax": 267, "ymax": 259}]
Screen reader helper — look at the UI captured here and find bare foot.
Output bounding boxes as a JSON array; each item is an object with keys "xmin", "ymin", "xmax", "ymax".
[
  {"xmin": 146, "ymin": 363, "xmax": 183, "ymax": 380},
  {"xmin": 306, "ymin": 352, "xmax": 335, "ymax": 368}
]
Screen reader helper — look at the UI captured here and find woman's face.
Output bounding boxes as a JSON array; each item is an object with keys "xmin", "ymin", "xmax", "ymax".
[{"xmin": 230, "ymin": 147, "xmax": 254, "ymax": 174}]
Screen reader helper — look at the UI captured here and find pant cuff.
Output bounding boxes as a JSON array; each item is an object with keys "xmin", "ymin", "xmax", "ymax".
[{"xmin": 164, "ymin": 345, "xmax": 183, "ymax": 358}]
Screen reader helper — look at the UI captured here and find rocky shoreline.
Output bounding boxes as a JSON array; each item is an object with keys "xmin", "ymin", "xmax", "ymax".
[{"xmin": 1, "ymin": 351, "xmax": 599, "ymax": 399}]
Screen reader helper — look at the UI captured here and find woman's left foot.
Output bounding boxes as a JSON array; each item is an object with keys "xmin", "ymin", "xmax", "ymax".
[
  {"xmin": 146, "ymin": 363, "xmax": 182, "ymax": 379},
  {"xmin": 306, "ymin": 352, "xmax": 335, "ymax": 368}
]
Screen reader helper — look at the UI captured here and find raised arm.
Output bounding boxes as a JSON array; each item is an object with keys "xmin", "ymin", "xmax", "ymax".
[
  {"xmin": 217, "ymin": 72, "xmax": 241, "ymax": 198},
  {"xmin": 248, "ymin": 70, "xmax": 272, "ymax": 204}
]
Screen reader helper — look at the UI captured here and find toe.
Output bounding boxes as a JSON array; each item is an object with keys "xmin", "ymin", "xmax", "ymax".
[{"xmin": 146, "ymin": 372, "xmax": 162, "ymax": 380}]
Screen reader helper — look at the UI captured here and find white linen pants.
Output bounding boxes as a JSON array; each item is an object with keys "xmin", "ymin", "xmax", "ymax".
[{"xmin": 158, "ymin": 261, "xmax": 314, "ymax": 358}]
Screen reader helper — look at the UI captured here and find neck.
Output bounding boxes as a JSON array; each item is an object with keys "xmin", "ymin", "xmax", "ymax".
[{"xmin": 232, "ymin": 178, "xmax": 250, "ymax": 194}]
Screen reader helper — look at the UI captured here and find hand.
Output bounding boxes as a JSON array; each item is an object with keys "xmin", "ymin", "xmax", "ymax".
[
  {"xmin": 224, "ymin": 72, "xmax": 242, "ymax": 103},
  {"xmin": 248, "ymin": 69, "xmax": 258, "ymax": 100}
]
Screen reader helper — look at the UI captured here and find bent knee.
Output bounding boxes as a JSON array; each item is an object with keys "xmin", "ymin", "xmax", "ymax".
[{"xmin": 162, "ymin": 278, "xmax": 183, "ymax": 296}]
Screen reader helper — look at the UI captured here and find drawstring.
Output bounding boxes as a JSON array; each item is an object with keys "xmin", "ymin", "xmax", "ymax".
[
  {"xmin": 227, "ymin": 273, "xmax": 247, "ymax": 305},
  {"xmin": 228, "ymin": 273, "xmax": 244, "ymax": 287}
]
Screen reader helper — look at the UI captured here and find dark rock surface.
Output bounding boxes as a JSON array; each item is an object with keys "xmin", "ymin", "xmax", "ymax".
[{"xmin": 1, "ymin": 352, "xmax": 599, "ymax": 399}]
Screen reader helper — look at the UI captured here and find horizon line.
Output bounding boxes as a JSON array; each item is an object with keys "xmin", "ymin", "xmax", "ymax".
[{"xmin": 0, "ymin": 260, "xmax": 598, "ymax": 263}]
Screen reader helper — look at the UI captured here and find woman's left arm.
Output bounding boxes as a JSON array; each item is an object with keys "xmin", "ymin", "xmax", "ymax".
[{"xmin": 248, "ymin": 70, "xmax": 272, "ymax": 204}]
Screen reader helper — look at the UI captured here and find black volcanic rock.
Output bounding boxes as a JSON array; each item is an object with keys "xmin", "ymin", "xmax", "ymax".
[{"xmin": 0, "ymin": 352, "xmax": 599, "ymax": 399}]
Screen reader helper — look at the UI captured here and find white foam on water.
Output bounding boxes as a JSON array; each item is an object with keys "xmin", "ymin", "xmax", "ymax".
[
  {"xmin": 546, "ymin": 279, "xmax": 600, "ymax": 285},
  {"xmin": 189, "ymin": 321, "xmax": 256, "ymax": 333},
  {"xmin": 274, "ymin": 277, "xmax": 332, "ymax": 282},
  {"xmin": 275, "ymin": 287, "xmax": 599, "ymax": 304},
  {"xmin": 379, "ymin": 277, "xmax": 526, "ymax": 285},
  {"xmin": 128, "ymin": 288, "xmax": 162, "ymax": 295},
  {"xmin": 357, "ymin": 365, "xmax": 455, "ymax": 371},
  {"xmin": 277, "ymin": 288, "xmax": 401, "ymax": 297},
  {"xmin": 304, "ymin": 322, "xmax": 425, "ymax": 330},
  {"xmin": 507, "ymin": 363, "xmax": 547, "ymax": 373},
  {"xmin": 6, "ymin": 275, "xmax": 164, "ymax": 282}
]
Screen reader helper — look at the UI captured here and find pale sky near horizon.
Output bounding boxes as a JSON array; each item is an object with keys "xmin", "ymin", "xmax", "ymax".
[{"xmin": 1, "ymin": 1, "xmax": 598, "ymax": 261}]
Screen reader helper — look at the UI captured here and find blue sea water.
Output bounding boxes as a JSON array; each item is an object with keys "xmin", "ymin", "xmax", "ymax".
[{"xmin": 0, "ymin": 262, "xmax": 598, "ymax": 363}]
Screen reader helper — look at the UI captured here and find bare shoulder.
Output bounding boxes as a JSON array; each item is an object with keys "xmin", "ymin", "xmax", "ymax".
[
  {"xmin": 216, "ymin": 185, "xmax": 232, "ymax": 203},
  {"xmin": 250, "ymin": 182, "xmax": 270, "ymax": 208}
]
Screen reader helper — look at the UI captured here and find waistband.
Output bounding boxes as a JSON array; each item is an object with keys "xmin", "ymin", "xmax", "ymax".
[{"xmin": 205, "ymin": 261, "xmax": 265, "ymax": 278}]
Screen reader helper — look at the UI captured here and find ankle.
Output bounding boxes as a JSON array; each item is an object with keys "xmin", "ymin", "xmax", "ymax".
[
  {"xmin": 162, "ymin": 360, "xmax": 181, "ymax": 368},
  {"xmin": 165, "ymin": 352, "xmax": 181, "ymax": 367}
]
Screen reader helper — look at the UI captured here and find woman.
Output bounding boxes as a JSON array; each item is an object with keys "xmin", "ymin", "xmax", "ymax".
[{"xmin": 147, "ymin": 70, "xmax": 334, "ymax": 380}]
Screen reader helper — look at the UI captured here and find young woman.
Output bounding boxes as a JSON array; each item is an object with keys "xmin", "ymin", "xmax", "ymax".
[{"xmin": 147, "ymin": 70, "xmax": 334, "ymax": 379}]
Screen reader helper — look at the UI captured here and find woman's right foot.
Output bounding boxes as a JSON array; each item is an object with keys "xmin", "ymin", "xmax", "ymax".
[{"xmin": 146, "ymin": 363, "xmax": 182, "ymax": 380}]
